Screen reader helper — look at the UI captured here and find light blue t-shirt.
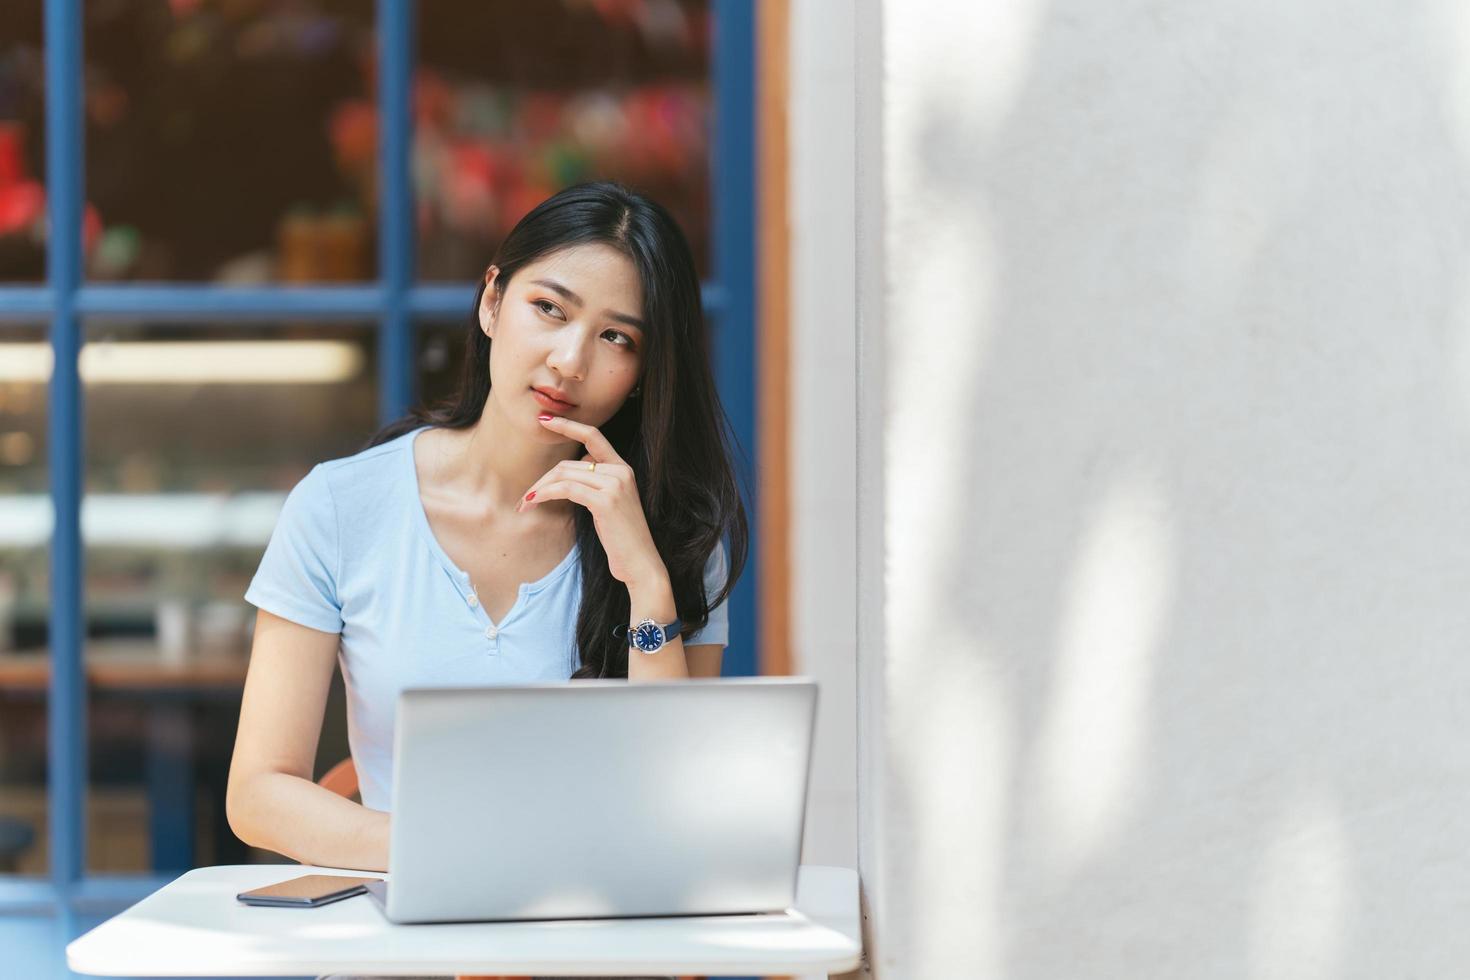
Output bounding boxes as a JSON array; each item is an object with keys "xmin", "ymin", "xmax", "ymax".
[{"xmin": 244, "ymin": 424, "xmax": 729, "ymax": 811}]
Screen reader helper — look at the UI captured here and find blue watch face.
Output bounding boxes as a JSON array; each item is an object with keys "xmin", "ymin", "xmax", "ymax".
[{"xmin": 630, "ymin": 621, "xmax": 663, "ymax": 652}]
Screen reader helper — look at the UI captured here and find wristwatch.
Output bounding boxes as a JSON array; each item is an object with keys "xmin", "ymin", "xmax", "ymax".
[{"xmin": 627, "ymin": 616, "xmax": 683, "ymax": 655}]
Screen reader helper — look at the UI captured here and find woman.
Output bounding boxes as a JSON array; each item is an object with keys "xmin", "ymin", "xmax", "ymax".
[{"xmin": 226, "ymin": 182, "xmax": 748, "ymax": 980}]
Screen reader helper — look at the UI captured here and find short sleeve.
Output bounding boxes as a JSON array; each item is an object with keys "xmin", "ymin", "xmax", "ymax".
[
  {"xmin": 244, "ymin": 464, "xmax": 344, "ymax": 634},
  {"xmin": 682, "ymin": 539, "xmax": 730, "ymax": 647}
]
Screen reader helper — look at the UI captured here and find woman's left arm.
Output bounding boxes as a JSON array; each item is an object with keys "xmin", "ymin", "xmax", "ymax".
[
  {"xmin": 624, "ymin": 573, "xmax": 689, "ymax": 680},
  {"xmin": 519, "ymin": 414, "xmax": 722, "ymax": 681},
  {"xmin": 625, "ymin": 574, "xmax": 724, "ymax": 679},
  {"xmin": 683, "ymin": 644, "xmax": 723, "ymax": 678}
]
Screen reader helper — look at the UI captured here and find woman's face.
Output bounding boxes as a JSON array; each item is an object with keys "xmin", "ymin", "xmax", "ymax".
[{"xmin": 479, "ymin": 243, "xmax": 646, "ymax": 436}]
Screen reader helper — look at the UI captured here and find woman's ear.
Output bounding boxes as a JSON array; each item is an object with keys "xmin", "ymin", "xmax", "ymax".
[{"xmin": 480, "ymin": 266, "xmax": 502, "ymax": 338}]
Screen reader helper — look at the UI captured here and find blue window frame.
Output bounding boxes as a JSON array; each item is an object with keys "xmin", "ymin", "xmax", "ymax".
[{"xmin": 0, "ymin": 0, "xmax": 756, "ymax": 927}]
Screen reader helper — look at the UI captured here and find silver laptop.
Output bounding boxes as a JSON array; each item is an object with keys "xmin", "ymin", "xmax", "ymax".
[{"xmin": 366, "ymin": 676, "xmax": 817, "ymax": 923}]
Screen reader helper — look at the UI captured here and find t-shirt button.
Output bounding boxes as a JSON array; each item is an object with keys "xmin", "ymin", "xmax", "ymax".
[
  {"xmin": 484, "ymin": 625, "xmax": 498, "ymax": 640},
  {"xmin": 466, "ymin": 594, "xmax": 479, "ymax": 607}
]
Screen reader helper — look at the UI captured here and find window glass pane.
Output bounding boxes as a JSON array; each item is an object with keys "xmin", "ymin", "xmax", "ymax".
[
  {"xmin": 81, "ymin": 321, "xmax": 374, "ymax": 872},
  {"xmin": 414, "ymin": 0, "xmax": 712, "ymax": 282},
  {"xmin": 83, "ymin": 2, "xmax": 377, "ymax": 283},
  {"xmin": 0, "ymin": 4, "xmax": 45, "ymax": 283},
  {"xmin": 416, "ymin": 317, "xmax": 474, "ymax": 411},
  {"xmin": 0, "ymin": 325, "xmax": 49, "ymax": 878}
]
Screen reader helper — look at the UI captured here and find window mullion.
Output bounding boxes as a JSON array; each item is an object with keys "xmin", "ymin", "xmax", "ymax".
[
  {"xmin": 377, "ymin": 0, "xmax": 415, "ymax": 425},
  {"xmin": 712, "ymin": 0, "xmax": 758, "ymax": 680},
  {"xmin": 44, "ymin": 0, "xmax": 88, "ymax": 898}
]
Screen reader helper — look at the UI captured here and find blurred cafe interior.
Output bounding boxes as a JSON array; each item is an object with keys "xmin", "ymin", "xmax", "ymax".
[{"xmin": 0, "ymin": 0, "xmax": 747, "ymax": 883}]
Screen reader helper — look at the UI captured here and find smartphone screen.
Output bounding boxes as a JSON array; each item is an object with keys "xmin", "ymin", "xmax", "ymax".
[{"xmin": 236, "ymin": 874, "xmax": 382, "ymax": 908}]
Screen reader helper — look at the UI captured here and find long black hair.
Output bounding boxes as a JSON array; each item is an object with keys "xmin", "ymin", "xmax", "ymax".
[{"xmin": 364, "ymin": 181, "xmax": 748, "ymax": 679}]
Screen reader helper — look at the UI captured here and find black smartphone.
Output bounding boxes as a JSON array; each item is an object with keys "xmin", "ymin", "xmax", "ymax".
[{"xmin": 236, "ymin": 874, "xmax": 382, "ymax": 908}]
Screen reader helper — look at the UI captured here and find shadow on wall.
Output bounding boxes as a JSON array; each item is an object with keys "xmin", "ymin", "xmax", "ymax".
[{"xmin": 882, "ymin": 1, "xmax": 1470, "ymax": 976}]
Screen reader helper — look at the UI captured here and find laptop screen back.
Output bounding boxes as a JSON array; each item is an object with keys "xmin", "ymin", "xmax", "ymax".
[{"xmin": 384, "ymin": 676, "xmax": 817, "ymax": 923}]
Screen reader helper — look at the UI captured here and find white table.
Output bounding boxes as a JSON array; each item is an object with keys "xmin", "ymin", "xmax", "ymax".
[{"xmin": 65, "ymin": 864, "xmax": 863, "ymax": 978}]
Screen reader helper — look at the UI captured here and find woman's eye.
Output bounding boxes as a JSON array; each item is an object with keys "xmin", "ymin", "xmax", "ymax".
[
  {"xmin": 603, "ymin": 329, "xmax": 635, "ymax": 349},
  {"xmin": 533, "ymin": 299, "xmax": 562, "ymax": 318}
]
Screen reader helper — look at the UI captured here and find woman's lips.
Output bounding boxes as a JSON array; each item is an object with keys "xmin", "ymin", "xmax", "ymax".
[{"xmin": 531, "ymin": 387, "xmax": 575, "ymax": 412}]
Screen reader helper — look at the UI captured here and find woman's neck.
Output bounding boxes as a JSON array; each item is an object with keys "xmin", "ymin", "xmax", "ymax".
[{"xmin": 434, "ymin": 391, "xmax": 582, "ymax": 515}]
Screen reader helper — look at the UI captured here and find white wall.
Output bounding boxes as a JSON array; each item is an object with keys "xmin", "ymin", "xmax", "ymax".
[
  {"xmin": 854, "ymin": 0, "xmax": 1470, "ymax": 976},
  {"xmin": 789, "ymin": 0, "xmax": 859, "ymax": 872}
]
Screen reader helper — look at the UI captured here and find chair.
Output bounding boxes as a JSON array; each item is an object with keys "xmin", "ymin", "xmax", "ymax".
[
  {"xmin": 317, "ymin": 758, "xmax": 701, "ymax": 980},
  {"xmin": 316, "ymin": 757, "xmax": 360, "ymax": 800}
]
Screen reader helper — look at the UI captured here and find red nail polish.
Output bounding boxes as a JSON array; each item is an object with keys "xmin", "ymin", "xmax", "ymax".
[
  {"xmin": 524, "ymin": 491, "xmax": 536, "ymax": 501},
  {"xmin": 536, "ymin": 413, "xmax": 553, "ymax": 421}
]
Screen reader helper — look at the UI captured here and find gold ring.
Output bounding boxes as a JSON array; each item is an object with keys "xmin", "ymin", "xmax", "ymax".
[{"xmin": 588, "ymin": 461, "xmax": 597, "ymax": 472}]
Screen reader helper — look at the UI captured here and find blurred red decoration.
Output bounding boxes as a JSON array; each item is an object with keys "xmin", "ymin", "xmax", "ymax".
[
  {"xmin": 414, "ymin": 70, "xmax": 455, "ymax": 131},
  {"xmin": 329, "ymin": 99, "xmax": 377, "ymax": 170},
  {"xmin": 0, "ymin": 181, "xmax": 43, "ymax": 236},
  {"xmin": 0, "ymin": 123, "xmax": 26, "ymax": 187}
]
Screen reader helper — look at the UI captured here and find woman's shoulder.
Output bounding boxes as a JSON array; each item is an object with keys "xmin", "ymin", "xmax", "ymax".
[
  {"xmin": 308, "ymin": 425, "xmax": 427, "ymax": 516},
  {"xmin": 315, "ymin": 426, "xmax": 422, "ymax": 481}
]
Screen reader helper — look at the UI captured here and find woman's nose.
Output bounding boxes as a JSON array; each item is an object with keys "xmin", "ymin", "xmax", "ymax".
[{"xmin": 546, "ymin": 332, "xmax": 590, "ymax": 380}]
